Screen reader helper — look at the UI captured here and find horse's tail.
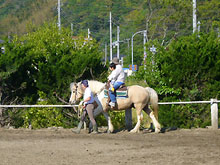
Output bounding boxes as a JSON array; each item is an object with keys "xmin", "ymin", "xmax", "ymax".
[{"xmin": 145, "ymin": 87, "xmax": 159, "ymax": 120}]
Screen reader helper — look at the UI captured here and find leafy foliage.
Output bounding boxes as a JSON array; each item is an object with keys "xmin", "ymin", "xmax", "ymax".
[
  {"xmin": 0, "ymin": 23, "xmax": 107, "ymax": 128},
  {"xmin": 131, "ymin": 31, "xmax": 220, "ymax": 128},
  {"xmin": 1, "ymin": 0, "xmax": 220, "ymax": 66},
  {"xmin": 22, "ymin": 91, "xmax": 78, "ymax": 129}
]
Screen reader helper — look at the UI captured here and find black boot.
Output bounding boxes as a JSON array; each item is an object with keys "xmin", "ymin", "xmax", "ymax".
[
  {"xmin": 89, "ymin": 122, "xmax": 93, "ymax": 133},
  {"xmin": 72, "ymin": 121, "xmax": 83, "ymax": 134}
]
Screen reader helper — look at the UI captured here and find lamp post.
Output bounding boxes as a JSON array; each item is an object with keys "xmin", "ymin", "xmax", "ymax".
[{"xmin": 131, "ymin": 30, "xmax": 147, "ymax": 65}]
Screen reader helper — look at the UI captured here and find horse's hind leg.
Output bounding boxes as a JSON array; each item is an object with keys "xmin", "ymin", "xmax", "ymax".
[
  {"xmin": 143, "ymin": 106, "xmax": 161, "ymax": 133},
  {"xmin": 92, "ymin": 105, "xmax": 114, "ymax": 133},
  {"xmin": 130, "ymin": 104, "xmax": 144, "ymax": 133}
]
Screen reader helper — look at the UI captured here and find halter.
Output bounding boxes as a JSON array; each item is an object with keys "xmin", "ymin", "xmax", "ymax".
[{"xmin": 72, "ymin": 83, "xmax": 84, "ymax": 102}]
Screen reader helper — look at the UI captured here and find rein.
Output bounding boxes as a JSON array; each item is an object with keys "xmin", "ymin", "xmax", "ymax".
[{"xmin": 72, "ymin": 83, "xmax": 84, "ymax": 102}]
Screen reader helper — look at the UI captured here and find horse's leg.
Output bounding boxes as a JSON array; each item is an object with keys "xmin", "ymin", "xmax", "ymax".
[
  {"xmin": 130, "ymin": 104, "xmax": 144, "ymax": 133},
  {"xmin": 92, "ymin": 105, "xmax": 114, "ymax": 133},
  {"xmin": 105, "ymin": 114, "xmax": 114, "ymax": 133},
  {"xmin": 143, "ymin": 106, "xmax": 161, "ymax": 133}
]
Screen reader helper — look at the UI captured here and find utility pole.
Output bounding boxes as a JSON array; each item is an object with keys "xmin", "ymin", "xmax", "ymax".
[
  {"xmin": 58, "ymin": 0, "xmax": 61, "ymax": 31},
  {"xmin": 193, "ymin": 0, "xmax": 197, "ymax": 33},
  {"xmin": 150, "ymin": 45, "xmax": 156, "ymax": 66},
  {"xmin": 117, "ymin": 26, "xmax": 120, "ymax": 59},
  {"xmin": 105, "ymin": 43, "xmax": 107, "ymax": 65},
  {"xmin": 143, "ymin": 30, "xmax": 147, "ymax": 68},
  {"xmin": 126, "ymin": 38, "xmax": 130, "ymax": 57},
  {"xmin": 88, "ymin": 28, "xmax": 90, "ymax": 40},
  {"xmin": 197, "ymin": 21, "xmax": 201, "ymax": 32},
  {"xmin": 71, "ymin": 23, "xmax": 73, "ymax": 36},
  {"xmin": 218, "ymin": 28, "xmax": 220, "ymax": 38},
  {"xmin": 110, "ymin": 12, "xmax": 112, "ymax": 61},
  {"xmin": 121, "ymin": 57, "xmax": 123, "ymax": 67}
]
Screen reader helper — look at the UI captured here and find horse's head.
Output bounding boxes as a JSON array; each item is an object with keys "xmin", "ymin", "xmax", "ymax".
[{"xmin": 69, "ymin": 82, "xmax": 84, "ymax": 104}]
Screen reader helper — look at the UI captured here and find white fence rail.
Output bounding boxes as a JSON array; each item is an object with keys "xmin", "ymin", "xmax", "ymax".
[
  {"xmin": 0, "ymin": 99, "xmax": 219, "ymax": 129},
  {"xmin": 158, "ymin": 99, "xmax": 219, "ymax": 129},
  {"xmin": 0, "ymin": 105, "xmax": 78, "ymax": 108}
]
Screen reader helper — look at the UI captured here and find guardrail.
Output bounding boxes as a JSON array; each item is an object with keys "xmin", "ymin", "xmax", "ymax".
[{"xmin": 0, "ymin": 99, "xmax": 219, "ymax": 129}]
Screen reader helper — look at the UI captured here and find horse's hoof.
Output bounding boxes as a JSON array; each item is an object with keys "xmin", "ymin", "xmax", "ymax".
[
  {"xmin": 129, "ymin": 129, "xmax": 137, "ymax": 133},
  {"xmin": 155, "ymin": 128, "xmax": 161, "ymax": 133}
]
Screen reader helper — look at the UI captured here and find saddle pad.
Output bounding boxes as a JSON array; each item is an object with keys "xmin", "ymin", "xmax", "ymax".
[{"xmin": 104, "ymin": 89, "xmax": 128, "ymax": 98}]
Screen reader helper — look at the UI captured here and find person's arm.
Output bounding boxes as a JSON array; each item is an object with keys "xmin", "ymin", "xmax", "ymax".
[
  {"xmin": 109, "ymin": 68, "xmax": 120, "ymax": 81},
  {"xmin": 108, "ymin": 70, "xmax": 117, "ymax": 81},
  {"xmin": 84, "ymin": 96, "xmax": 91, "ymax": 103}
]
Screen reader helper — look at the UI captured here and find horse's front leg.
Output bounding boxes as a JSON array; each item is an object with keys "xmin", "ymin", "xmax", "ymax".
[
  {"xmin": 103, "ymin": 113, "xmax": 114, "ymax": 133},
  {"xmin": 130, "ymin": 111, "xmax": 143, "ymax": 133}
]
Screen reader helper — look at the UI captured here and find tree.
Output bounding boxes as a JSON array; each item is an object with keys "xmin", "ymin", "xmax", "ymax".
[
  {"xmin": 0, "ymin": 23, "xmax": 107, "ymax": 127},
  {"xmin": 132, "ymin": 31, "xmax": 220, "ymax": 128}
]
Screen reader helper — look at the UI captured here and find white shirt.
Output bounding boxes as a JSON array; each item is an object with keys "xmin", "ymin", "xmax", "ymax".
[
  {"xmin": 108, "ymin": 64, "xmax": 125, "ymax": 83},
  {"xmin": 83, "ymin": 87, "xmax": 94, "ymax": 105}
]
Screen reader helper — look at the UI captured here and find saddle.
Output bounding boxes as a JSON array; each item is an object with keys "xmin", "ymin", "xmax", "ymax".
[
  {"xmin": 104, "ymin": 83, "xmax": 128, "ymax": 99},
  {"xmin": 117, "ymin": 84, "xmax": 127, "ymax": 91}
]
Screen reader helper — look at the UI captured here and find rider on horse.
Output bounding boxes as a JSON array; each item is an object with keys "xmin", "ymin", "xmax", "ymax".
[{"xmin": 108, "ymin": 57, "xmax": 125, "ymax": 108}]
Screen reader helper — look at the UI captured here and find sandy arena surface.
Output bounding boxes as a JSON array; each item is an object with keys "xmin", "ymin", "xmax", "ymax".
[{"xmin": 0, "ymin": 127, "xmax": 219, "ymax": 165}]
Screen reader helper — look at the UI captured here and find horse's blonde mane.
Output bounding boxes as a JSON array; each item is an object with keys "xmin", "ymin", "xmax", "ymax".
[
  {"xmin": 70, "ymin": 80, "xmax": 105, "ymax": 94},
  {"xmin": 88, "ymin": 80, "xmax": 105, "ymax": 94},
  {"xmin": 70, "ymin": 82, "xmax": 75, "ymax": 91}
]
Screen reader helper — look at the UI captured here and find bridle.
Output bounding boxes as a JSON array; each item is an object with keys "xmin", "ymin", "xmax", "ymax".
[{"xmin": 71, "ymin": 83, "xmax": 83, "ymax": 102}]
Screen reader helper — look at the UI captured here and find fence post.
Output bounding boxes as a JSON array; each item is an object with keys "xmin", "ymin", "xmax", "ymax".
[
  {"xmin": 125, "ymin": 108, "xmax": 132, "ymax": 131},
  {"xmin": 211, "ymin": 99, "xmax": 218, "ymax": 129}
]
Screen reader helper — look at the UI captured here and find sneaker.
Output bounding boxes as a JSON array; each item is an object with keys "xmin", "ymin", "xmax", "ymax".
[{"xmin": 109, "ymin": 102, "xmax": 115, "ymax": 108}]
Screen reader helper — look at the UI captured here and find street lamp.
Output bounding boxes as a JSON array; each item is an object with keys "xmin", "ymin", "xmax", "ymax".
[{"xmin": 131, "ymin": 30, "xmax": 147, "ymax": 65}]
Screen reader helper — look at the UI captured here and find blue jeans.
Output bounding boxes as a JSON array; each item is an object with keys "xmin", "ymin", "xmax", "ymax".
[{"xmin": 109, "ymin": 81, "xmax": 124, "ymax": 103}]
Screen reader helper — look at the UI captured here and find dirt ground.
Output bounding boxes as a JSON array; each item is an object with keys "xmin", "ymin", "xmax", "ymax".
[{"xmin": 0, "ymin": 127, "xmax": 219, "ymax": 165}]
